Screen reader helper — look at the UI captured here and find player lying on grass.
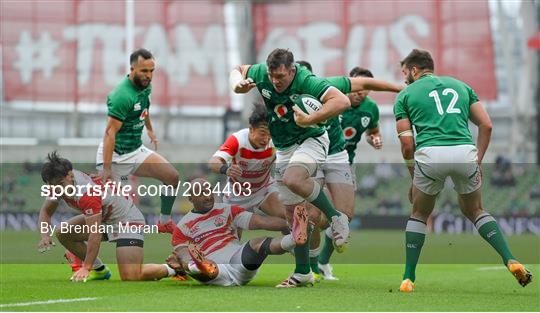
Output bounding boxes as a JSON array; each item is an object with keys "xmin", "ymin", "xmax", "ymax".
[
  {"xmin": 166, "ymin": 178, "xmax": 308, "ymax": 286},
  {"xmin": 394, "ymin": 49, "xmax": 533, "ymax": 292},
  {"xmin": 37, "ymin": 152, "xmax": 182, "ymax": 282}
]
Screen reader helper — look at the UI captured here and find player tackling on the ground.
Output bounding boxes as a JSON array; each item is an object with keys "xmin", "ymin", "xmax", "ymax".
[
  {"xmin": 394, "ymin": 49, "xmax": 532, "ymax": 292},
  {"xmin": 166, "ymin": 178, "xmax": 305, "ymax": 286},
  {"xmin": 37, "ymin": 152, "xmax": 181, "ymax": 282},
  {"xmin": 208, "ymin": 104, "xmax": 285, "ymax": 218}
]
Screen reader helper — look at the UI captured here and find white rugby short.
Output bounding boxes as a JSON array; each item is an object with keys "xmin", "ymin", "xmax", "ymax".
[
  {"xmin": 322, "ymin": 150, "xmax": 354, "ymax": 186},
  {"xmin": 413, "ymin": 144, "xmax": 482, "ymax": 195},
  {"xmin": 96, "ymin": 143, "xmax": 153, "ymax": 182},
  {"xmin": 205, "ymin": 243, "xmax": 258, "ymax": 287}
]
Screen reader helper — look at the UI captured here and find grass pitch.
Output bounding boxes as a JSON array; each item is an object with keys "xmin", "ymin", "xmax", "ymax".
[{"xmin": 1, "ymin": 230, "xmax": 539, "ymax": 311}]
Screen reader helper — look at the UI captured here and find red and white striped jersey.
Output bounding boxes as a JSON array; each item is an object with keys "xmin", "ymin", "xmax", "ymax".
[
  {"xmin": 172, "ymin": 203, "xmax": 253, "ymax": 264},
  {"xmin": 213, "ymin": 128, "xmax": 275, "ymax": 195},
  {"xmin": 48, "ymin": 170, "xmax": 135, "ymax": 224}
]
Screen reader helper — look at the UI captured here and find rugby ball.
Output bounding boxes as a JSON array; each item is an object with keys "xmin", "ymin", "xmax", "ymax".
[{"xmin": 292, "ymin": 94, "xmax": 325, "ymax": 128}]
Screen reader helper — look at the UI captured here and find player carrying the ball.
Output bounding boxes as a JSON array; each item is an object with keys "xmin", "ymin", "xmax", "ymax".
[{"xmin": 230, "ymin": 49, "xmax": 401, "ymax": 287}]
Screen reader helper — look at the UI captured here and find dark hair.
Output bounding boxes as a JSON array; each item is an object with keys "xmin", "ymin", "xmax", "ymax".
[
  {"xmin": 130, "ymin": 48, "xmax": 154, "ymax": 65},
  {"xmin": 266, "ymin": 49, "xmax": 294, "ymax": 71},
  {"xmin": 400, "ymin": 49, "xmax": 434, "ymax": 71},
  {"xmin": 41, "ymin": 151, "xmax": 73, "ymax": 184},
  {"xmin": 297, "ymin": 60, "xmax": 312, "ymax": 72},
  {"xmin": 249, "ymin": 104, "xmax": 269, "ymax": 128},
  {"xmin": 349, "ymin": 67, "xmax": 374, "ymax": 78}
]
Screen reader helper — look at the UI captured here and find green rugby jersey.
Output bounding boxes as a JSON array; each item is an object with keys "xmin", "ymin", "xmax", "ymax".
[
  {"xmin": 340, "ymin": 96, "xmax": 379, "ymax": 164},
  {"xmin": 324, "ymin": 76, "xmax": 351, "ymax": 155},
  {"xmin": 246, "ymin": 63, "xmax": 330, "ymax": 150},
  {"xmin": 393, "ymin": 74, "xmax": 477, "ymax": 150},
  {"xmin": 107, "ymin": 76, "xmax": 152, "ymax": 155}
]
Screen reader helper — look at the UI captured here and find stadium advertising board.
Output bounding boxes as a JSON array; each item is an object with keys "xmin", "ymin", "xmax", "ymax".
[{"xmin": 253, "ymin": 0, "xmax": 497, "ymax": 104}]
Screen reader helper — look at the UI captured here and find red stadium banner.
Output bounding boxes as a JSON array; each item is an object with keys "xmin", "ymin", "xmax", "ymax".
[
  {"xmin": 253, "ymin": 0, "xmax": 497, "ymax": 104},
  {"xmin": 1, "ymin": 0, "xmax": 230, "ymax": 108}
]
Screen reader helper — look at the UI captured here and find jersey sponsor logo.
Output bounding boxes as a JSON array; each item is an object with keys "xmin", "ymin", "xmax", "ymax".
[
  {"xmin": 262, "ymin": 89, "xmax": 272, "ymax": 99},
  {"xmin": 274, "ymin": 104, "xmax": 289, "ymax": 121},
  {"xmin": 361, "ymin": 117, "xmax": 370, "ymax": 128},
  {"xmin": 214, "ymin": 216, "xmax": 225, "ymax": 227},
  {"xmin": 139, "ymin": 108, "xmax": 148, "ymax": 121},
  {"xmin": 134, "ymin": 102, "xmax": 141, "ymax": 111},
  {"xmin": 343, "ymin": 127, "xmax": 357, "ymax": 140}
]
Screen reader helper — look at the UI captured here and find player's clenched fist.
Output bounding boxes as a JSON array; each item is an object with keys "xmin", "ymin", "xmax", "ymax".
[
  {"xmin": 226, "ymin": 164, "xmax": 243, "ymax": 179},
  {"xmin": 369, "ymin": 134, "xmax": 383, "ymax": 149}
]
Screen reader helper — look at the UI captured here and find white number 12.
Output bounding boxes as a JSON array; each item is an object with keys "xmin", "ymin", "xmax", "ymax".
[{"xmin": 428, "ymin": 88, "xmax": 461, "ymax": 115}]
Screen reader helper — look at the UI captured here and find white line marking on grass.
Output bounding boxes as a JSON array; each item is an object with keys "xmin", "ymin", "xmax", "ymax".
[
  {"xmin": 476, "ymin": 266, "xmax": 506, "ymax": 271},
  {"xmin": 0, "ymin": 297, "xmax": 99, "ymax": 308}
]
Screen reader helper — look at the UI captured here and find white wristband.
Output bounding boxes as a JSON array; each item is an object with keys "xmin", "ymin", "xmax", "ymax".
[
  {"xmin": 229, "ymin": 69, "xmax": 244, "ymax": 91},
  {"xmin": 398, "ymin": 130, "xmax": 414, "ymax": 137}
]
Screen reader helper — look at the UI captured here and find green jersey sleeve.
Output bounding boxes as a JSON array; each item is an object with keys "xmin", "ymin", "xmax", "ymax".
[
  {"xmin": 246, "ymin": 63, "xmax": 265, "ymax": 83},
  {"xmin": 107, "ymin": 93, "xmax": 133, "ymax": 122},
  {"xmin": 393, "ymin": 90, "xmax": 409, "ymax": 121},
  {"xmin": 465, "ymin": 83, "xmax": 479, "ymax": 105},
  {"xmin": 325, "ymin": 76, "xmax": 352, "ymax": 94},
  {"xmin": 301, "ymin": 74, "xmax": 331, "ymax": 101}
]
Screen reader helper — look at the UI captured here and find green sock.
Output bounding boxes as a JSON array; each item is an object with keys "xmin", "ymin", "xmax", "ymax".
[
  {"xmin": 318, "ymin": 229, "xmax": 334, "ymax": 265},
  {"xmin": 160, "ymin": 194, "xmax": 176, "ymax": 216},
  {"xmin": 475, "ymin": 213, "xmax": 515, "ymax": 265},
  {"xmin": 309, "ymin": 249, "xmax": 320, "ymax": 274},
  {"xmin": 294, "ymin": 228, "xmax": 311, "ymax": 274},
  {"xmin": 307, "ymin": 180, "xmax": 339, "ymax": 219},
  {"xmin": 403, "ymin": 218, "xmax": 427, "ymax": 282}
]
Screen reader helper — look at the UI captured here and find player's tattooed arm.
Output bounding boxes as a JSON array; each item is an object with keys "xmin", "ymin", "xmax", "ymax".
[
  {"xmin": 349, "ymin": 77, "xmax": 404, "ymax": 93},
  {"xmin": 37, "ymin": 199, "xmax": 58, "ymax": 252},
  {"xmin": 469, "ymin": 101, "xmax": 492, "ymax": 165},
  {"xmin": 230, "ymin": 65, "xmax": 255, "ymax": 93}
]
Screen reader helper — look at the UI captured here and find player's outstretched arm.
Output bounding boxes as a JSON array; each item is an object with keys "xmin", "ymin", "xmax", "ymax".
[
  {"xmin": 100, "ymin": 117, "xmax": 123, "ymax": 181},
  {"xmin": 37, "ymin": 199, "xmax": 58, "ymax": 252},
  {"xmin": 349, "ymin": 77, "xmax": 403, "ymax": 93},
  {"xmin": 230, "ymin": 65, "xmax": 256, "ymax": 93},
  {"xmin": 469, "ymin": 101, "xmax": 493, "ymax": 165},
  {"xmin": 248, "ymin": 214, "xmax": 289, "ymax": 232}
]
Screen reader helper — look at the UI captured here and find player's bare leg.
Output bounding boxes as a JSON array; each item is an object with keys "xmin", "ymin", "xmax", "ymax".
[
  {"xmin": 116, "ymin": 245, "xmax": 176, "ymax": 281},
  {"xmin": 282, "ymin": 165, "xmax": 349, "ymax": 249},
  {"xmin": 134, "ymin": 152, "xmax": 179, "ymax": 233},
  {"xmin": 400, "ymin": 185, "xmax": 436, "ymax": 292},
  {"xmin": 458, "ymin": 189, "xmax": 533, "ymax": 287},
  {"xmin": 259, "ymin": 192, "xmax": 286, "ymax": 219}
]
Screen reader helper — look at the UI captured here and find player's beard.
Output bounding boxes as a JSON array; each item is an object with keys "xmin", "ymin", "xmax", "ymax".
[
  {"xmin": 406, "ymin": 72, "xmax": 415, "ymax": 85},
  {"xmin": 133, "ymin": 75, "xmax": 150, "ymax": 89}
]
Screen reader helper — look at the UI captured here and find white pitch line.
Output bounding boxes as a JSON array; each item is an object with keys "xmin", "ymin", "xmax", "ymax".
[
  {"xmin": 476, "ymin": 266, "xmax": 506, "ymax": 271},
  {"xmin": 0, "ymin": 297, "xmax": 98, "ymax": 308}
]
